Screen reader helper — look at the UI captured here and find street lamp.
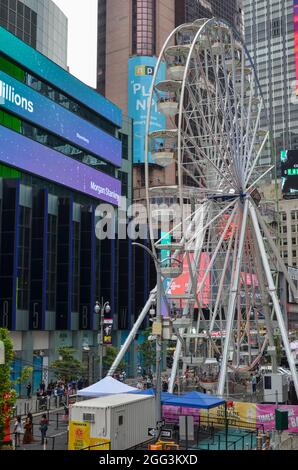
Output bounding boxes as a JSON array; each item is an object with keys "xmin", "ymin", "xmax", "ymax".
[
  {"xmin": 132, "ymin": 242, "xmax": 163, "ymax": 428},
  {"xmin": 94, "ymin": 299, "xmax": 111, "ymax": 380}
]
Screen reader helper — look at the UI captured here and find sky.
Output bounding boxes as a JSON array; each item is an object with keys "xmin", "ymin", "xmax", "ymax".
[{"xmin": 53, "ymin": 0, "xmax": 98, "ymax": 88}]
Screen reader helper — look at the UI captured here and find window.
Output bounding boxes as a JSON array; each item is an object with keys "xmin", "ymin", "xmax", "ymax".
[
  {"xmin": 293, "ymin": 250, "xmax": 297, "ymax": 258},
  {"xmin": 83, "ymin": 413, "xmax": 95, "ymax": 423},
  {"xmin": 46, "ymin": 214, "xmax": 57, "ymax": 311},
  {"xmin": 118, "ymin": 171, "xmax": 128, "ymax": 197},
  {"xmin": 17, "ymin": 206, "xmax": 31, "ymax": 310},
  {"xmin": 132, "ymin": 0, "xmax": 156, "ymax": 56},
  {"xmin": 119, "ymin": 132, "xmax": 129, "ymax": 160},
  {"xmin": 72, "ymin": 220, "xmax": 80, "ymax": 313},
  {"xmin": 264, "ymin": 376, "xmax": 271, "ymax": 390},
  {"xmin": 118, "ymin": 415, "xmax": 124, "ymax": 426},
  {"xmin": 282, "ymin": 213, "xmax": 286, "ymax": 221}
]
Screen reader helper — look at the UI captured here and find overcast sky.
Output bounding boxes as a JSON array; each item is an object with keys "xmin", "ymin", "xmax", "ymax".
[{"xmin": 53, "ymin": 0, "xmax": 98, "ymax": 88}]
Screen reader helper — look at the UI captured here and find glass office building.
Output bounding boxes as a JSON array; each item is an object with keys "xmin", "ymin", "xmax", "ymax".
[
  {"xmin": 176, "ymin": 0, "xmax": 243, "ymax": 33},
  {"xmin": 0, "ymin": 0, "xmax": 67, "ymax": 68},
  {"xmin": 0, "ymin": 26, "xmax": 126, "ymax": 390},
  {"xmin": 244, "ymin": 0, "xmax": 298, "ymax": 167}
]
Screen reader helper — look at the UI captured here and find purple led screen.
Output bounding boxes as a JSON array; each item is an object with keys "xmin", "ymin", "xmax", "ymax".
[
  {"xmin": 0, "ymin": 70, "xmax": 122, "ymax": 167},
  {"xmin": 0, "ymin": 125, "xmax": 121, "ymax": 206}
]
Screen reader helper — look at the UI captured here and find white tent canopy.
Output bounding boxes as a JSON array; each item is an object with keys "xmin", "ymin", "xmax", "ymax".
[{"xmin": 77, "ymin": 376, "xmax": 137, "ymax": 397}]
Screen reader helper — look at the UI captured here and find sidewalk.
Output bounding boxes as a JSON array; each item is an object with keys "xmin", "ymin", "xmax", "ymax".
[{"xmin": 11, "ymin": 408, "xmax": 69, "ymax": 451}]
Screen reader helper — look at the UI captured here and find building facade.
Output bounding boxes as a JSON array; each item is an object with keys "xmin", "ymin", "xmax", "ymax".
[
  {"xmin": 0, "ymin": 0, "xmax": 68, "ymax": 68},
  {"xmin": 244, "ymin": 0, "xmax": 298, "ymax": 166},
  {"xmin": 0, "ymin": 25, "xmax": 129, "ymax": 391},
  {"xmin": 176, "ymin": 0, "xmax": 243, "ymax": 33}
]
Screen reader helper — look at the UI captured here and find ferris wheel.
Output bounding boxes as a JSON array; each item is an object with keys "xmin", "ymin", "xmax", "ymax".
[
  {"xmin": 143, "ymin": 17, "xmax": 298, "ymax": 397},
  {"xmin": 109, "ymin": 18, "xmax": 298, "ymax": 399}
]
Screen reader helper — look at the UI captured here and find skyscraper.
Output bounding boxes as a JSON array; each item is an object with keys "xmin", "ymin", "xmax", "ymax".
[
  {"xmin": 176, "ymin": 0, "xmax": 243, "ymax": 33},
  {"xmin": 244, "ymin": 0, "xmax": 298, "ymax": 165},
  {"xmin": 0, "ymin": 0, "xmax": 68, "ymax": 68}
]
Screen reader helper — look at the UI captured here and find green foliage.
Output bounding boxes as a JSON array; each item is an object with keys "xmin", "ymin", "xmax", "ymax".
[
  {"xmin": 137, "ymin": 327, "xmax": 156, "ymax": 371},
  {"xmin": 0, "ymin": 329, "xmax": 17, "ymax": 445},
  {"xmin": 103, "ymin": 346, "xmax": 126, "ymax": 373},
  {"xmin": 14, "ymin": 366, "xmax": 33, "ymax": 386},
  {"xmin": 51, "ymin": 347, "xmax": 85, "ymax": 383}
]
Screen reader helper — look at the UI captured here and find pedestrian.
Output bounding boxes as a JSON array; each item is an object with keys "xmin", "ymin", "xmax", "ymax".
[
  {"xmin": 26, "ymin": 382, "xmax": 32, "ymax": 399},
  {"xmin": 63, "ymin": 402, "xmax": 69, "ymax": 422},
  {"xmin": 39, "ymin": 380, "xmax": 46, "ymax": 394},
  {"xmin": 23, "ymin": 414, "xmax": 33, "ymax": 444},
  {"xmin": 14, "ymin": 416, "xmax": 24, "ymax": 447},
  {"xmin": 39, "ymin": 414, "xmax": 48, "ymax": 445},
  {"xmin": 251, "ymin": 373, "xmax": 257, "ymax": 395}
]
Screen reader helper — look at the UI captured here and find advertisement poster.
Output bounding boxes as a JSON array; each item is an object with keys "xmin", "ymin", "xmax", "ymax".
[
  {"xmin": 167, "ymin": 253, "xmax": 210, "ymax": 308},
  {"xmin": 162, "ymin": 405, "xmax": 200, "ymax": 423},
  {"xmin": 68, "ymin": 421, "xmax": 110, "ymax": 451},
  {"xmin": 200, "ymin": 402, "xmax": 256, "ymax": 428},
  {"xmin": 128, "ymin": 56, "xmax": 166, "ymax": 164},
  {"xmin": 0, "ymin": 126, "xmax": 121, "ymax": 206}
]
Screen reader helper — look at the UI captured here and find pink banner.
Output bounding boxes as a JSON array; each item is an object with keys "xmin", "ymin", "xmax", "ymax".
[
  {"xmin": 162, "ymin": 405, "xmax": 200, "ymax": 423},
  {"xmin": 256, "ymin": 404, "xmax": 298, "ymax": 432}
]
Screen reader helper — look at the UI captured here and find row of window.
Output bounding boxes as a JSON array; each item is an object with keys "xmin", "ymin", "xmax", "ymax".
[
  {"xmin": 132, "ymin": 0, "xmax": 156, "ymax": 56},
  {"xmin": 0, "ymin": 53, "xmax": 117, "ymax": 137},
  {"xmin": 0, "ymin": 0, "xmax": 37, "ymax": 48}
]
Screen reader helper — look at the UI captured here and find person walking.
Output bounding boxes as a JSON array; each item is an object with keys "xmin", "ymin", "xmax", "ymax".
[
  {"xmin": 14, "ymin": 416, "xmax": 24, "ymax": 447},
  {"xmin": 39, "ymin": 414, "xmax": 48, "ymax": 445},
  {"xmin": 26, "ymin": 382, "xmax": 32, "ymax": 399},
  {"xmin": 251, "ymin": 373, "xmax": 257, "ymax": 396},
  {"xmin": 39, "ymin": 380, "xmax": 46, "ymax": 395},
  {"xmin": 23, "ymin": 414, "xmax": 33, "ymax": 444}
]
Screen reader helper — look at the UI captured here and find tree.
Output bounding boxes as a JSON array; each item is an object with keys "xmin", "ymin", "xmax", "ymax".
[
  {"xmin": 103, "ymin": 346, "xmax": 126, "ymax": 374},
  {"xmin": 51, "ymin": 347, "xmax": 85, "ymax": 384},
  {"xmin": 0, "ymin": 329, "xmax": 33, "ymax": 447}
]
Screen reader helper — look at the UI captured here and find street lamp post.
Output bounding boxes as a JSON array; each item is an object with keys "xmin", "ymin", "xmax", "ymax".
[
  {"xmin": 133, "ymin": 242, "xmax": 162, "ymax": 427},
  {"xmin": 94, "ymin": 299, "xmax": 111, "ymax": 380}
]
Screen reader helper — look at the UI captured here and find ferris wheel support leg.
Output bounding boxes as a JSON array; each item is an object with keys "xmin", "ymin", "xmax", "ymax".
[
  {"xmin": 168, "ymin": 339, "xmax": 182, "ymax": 393},
  {"xmin": 217, "ymin": 199, "xmax": 249, "ymax": 397},
  {"xmin": 107, "ymin": 291, "xmax": 156, "ymax": 377},
  {"xmin": 249, "ymin": 201, "xmax": 298, "ymax": 399}
]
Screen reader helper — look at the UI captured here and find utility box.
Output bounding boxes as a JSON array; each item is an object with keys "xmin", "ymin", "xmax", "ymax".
[
  {"xmin": 263, "ymin": 373, "xmax": 288, "ymax": 403},
  {"xmin": 275, "ymin": 409, "xmax": 288, "ymax": 431},
  {"xmin": 69, "ymin": 393, "xmax": 155, "ymax": 450}
]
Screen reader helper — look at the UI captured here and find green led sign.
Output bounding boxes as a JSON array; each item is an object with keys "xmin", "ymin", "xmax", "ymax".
[{"xmin": 286, "ymin": 168, "xmax": 298, "ymax": 175}]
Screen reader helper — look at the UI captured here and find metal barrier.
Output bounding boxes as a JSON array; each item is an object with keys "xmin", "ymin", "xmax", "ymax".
[
  {"xmin": 3, "ymin": 431, "xmax": 67, "ymax": 451},
  {"xmin": 80, "ymin": 442, "xmax": 111, "ymax": 451}
]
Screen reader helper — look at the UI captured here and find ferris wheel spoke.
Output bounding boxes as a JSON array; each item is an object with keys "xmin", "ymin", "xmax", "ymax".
[{"xmin": 185, "ymin": 83, "xmax": 239, "ymax": 187}]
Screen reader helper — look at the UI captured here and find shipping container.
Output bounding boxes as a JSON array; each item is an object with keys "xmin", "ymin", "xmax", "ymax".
[{"xmin": 69, "ymin": 393, "xmax": 156, "ymax": 450}]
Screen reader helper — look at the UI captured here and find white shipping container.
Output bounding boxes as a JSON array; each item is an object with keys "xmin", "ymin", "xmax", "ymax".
[{"xmin": 70, "ymin": 393, "xmax": 156, "ymax": 450}]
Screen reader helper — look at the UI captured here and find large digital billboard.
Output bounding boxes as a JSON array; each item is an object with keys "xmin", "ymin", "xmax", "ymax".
[
  {"xmin": 281, "ymin": 149, "xmax": 298, "ymax": 195},
  {"xmin": 0, "ymin": 70, "xmax": 121, "ymax": 167},
  {"xmin": 128, "ymin": 56, "xmax": 166, "ymax": 164},
  {"xmin": 0, "ymin": 125, "xmax": 121, "ymax": 206},
  {"xmin": 294, "ymin": 1, "xmax": 298, "ymax": 94}
]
